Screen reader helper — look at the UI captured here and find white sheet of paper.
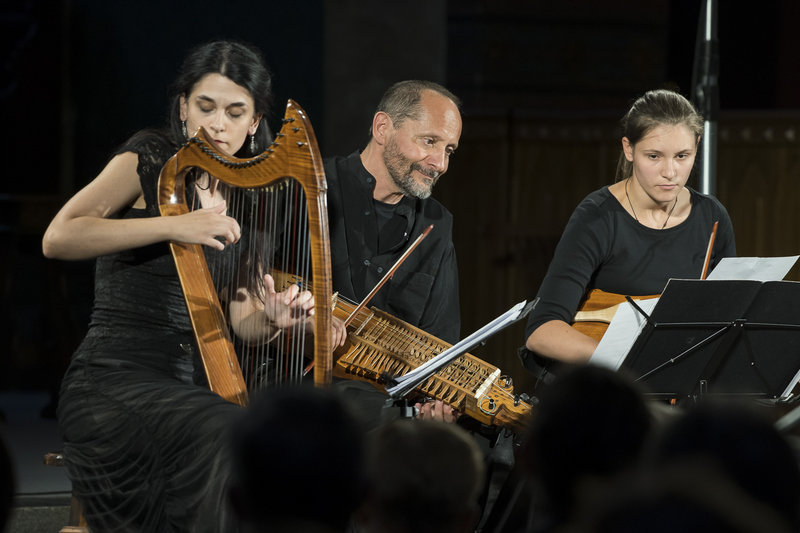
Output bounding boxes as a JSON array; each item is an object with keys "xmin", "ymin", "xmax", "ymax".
[
  {"xmin": 782, "ymin": 368, "xmax": 800, "ymax": 399},
  {"xmin": 706, "ymin": 255, "xmax": 799, "ymax": 282},
  {"xmin": 589, "ymin": 298, "xmax": 659, "ymax": 371}
]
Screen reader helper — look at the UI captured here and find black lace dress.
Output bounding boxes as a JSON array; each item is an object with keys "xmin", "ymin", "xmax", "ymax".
[{"xmin": 57, "ymin": 132, "xmax": 244, "ymax": 532}]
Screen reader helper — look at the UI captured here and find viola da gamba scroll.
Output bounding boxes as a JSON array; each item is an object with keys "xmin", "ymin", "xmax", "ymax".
[
  {"xmin": 331, "ymin": 300, "xmax": 533, "ymax": 434},
  {"xmin": 158, "ymin": 100, "xmax": 333, "ymax": 406}
]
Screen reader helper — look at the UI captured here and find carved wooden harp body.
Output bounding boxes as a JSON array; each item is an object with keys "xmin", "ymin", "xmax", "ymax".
[{"xmin": 157, "ymin": 100, "xmax": 332, "ymax": 405}]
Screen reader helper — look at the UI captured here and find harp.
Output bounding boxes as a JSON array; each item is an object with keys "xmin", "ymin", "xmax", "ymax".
[{"xmin": 157, "ymin": 100, "xmax": 332, "ymax": 406}]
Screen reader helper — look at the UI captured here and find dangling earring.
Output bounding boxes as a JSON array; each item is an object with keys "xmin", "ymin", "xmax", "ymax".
[
  {"xmin": 250, "ymin": 134, "xmax": 256, "ymax": 154},
  {"xmin": 182, "ymin": 121, "xmax": 188, "ymax": 140}
]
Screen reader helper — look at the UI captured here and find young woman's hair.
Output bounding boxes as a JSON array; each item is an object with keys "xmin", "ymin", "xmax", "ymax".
[
  {"xmin": 167, "ymin": 40, "xmax": 274, "ymax": 156},
  {"xmin": 615, "ymin": 89, "xmax": 704, "ymax": 182}
]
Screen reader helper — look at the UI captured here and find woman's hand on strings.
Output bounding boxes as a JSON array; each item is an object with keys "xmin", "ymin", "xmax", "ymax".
[
  {"xmin": 263, "ymin": 274, "xmax": 315, "ymax": 330},
  {"xmin": 171, "ymin": 202, "xmax": 241, "ymax": 250},
  {"xmin": 257, "ymin": 275, "xmax": 347, "ymax": 348}
]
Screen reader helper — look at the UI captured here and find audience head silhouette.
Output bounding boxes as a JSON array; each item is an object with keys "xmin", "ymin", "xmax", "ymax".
[
  {"xmin": 651, "ymin": 400, "xmax": 800, "ymax": 531},
  {"xmin": 566, "ymin": 460, "xmax": 793, "ymax": 533},
  {"xmin": 522, "ymin": 364, "xmax": 653, "ymax": 525},
  {"xmin": 228, "ymin": 385, "xmax": 366, "ymax": 533},
  {"xmin": 354, "ymin": 419, "xmax": 485, "ymax": 533}
]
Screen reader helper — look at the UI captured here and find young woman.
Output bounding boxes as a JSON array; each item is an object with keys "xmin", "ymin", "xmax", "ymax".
[
  {"xmin": 42, "ymin": 40, "xmax": 322, "ymax": 531},
  {"xmin": 525, "ymin": 89, "xmax": 736, "ymax": 365}
]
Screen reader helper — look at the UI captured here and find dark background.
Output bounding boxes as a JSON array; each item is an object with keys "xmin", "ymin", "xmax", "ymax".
[{"xmin": 2, "ymin": 0, "xmax": 799, "ymax": 396}]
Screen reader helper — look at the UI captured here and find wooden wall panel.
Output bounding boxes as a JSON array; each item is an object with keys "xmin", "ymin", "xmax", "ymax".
[{"xmin": 716, "ymin": 114, "xmax": 800, "ymax": 281}]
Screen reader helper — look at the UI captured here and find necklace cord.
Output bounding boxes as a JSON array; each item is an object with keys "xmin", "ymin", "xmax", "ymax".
[{"xmin": 625, "ymin": 178, "xmax": 678, "ymax": 230}]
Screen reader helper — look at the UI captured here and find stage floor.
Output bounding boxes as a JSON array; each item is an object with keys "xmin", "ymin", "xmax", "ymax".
[{"xmin": 0, "ymin": 390, "xmax": 72, "ymax": 532}]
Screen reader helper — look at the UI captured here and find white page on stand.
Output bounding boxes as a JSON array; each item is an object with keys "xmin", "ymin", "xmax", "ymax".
[
  {"xmin": 589, "ymin": 299, "xmax": 659, "ymax": 371},
  {"xmin": 707, "ymin": 255, "xmax": 798, "ymax": 282}
]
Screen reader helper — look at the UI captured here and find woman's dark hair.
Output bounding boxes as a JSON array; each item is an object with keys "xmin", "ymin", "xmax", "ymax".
[
  {"xmin": 615, "ymin": 89, "xmax": 704, "ymax": 182},
  {"xmin": 166, "ymin": 41, "xmax": 275, "ymax": 300},
  {"xmin": 167, "ymin": 40, "xmax": 274, "ymax": 156}
]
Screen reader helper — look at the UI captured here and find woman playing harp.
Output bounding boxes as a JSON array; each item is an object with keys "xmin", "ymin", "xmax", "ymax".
[
  {"xmin": 42, "ymin": 40, "xmax": 342, "ymax": 532},
  {"xmin": 524, "ymin": 89, "xmax": 736, "ymax": 367}
]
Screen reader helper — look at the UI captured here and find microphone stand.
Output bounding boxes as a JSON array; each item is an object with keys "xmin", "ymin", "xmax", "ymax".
[{"xmin": 691, "ymin": 0, "xmax": 720, "ymax": 196}]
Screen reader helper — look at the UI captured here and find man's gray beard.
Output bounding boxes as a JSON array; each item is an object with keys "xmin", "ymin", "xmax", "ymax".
[
  {"xmin": 383, "ymin": 140, "xmax": 439, "ymax": 200},
  {"xmin": 393, "ymin": 164, "xmax": 438, "ymax": 200}
]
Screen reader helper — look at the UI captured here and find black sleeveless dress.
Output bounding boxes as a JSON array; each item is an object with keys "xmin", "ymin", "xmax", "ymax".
[{"xmin": 57, "ymin": 133, "xmax": 244, "ymax": 532}]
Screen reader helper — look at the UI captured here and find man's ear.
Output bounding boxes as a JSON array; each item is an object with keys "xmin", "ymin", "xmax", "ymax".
[{"xmin": 371, "ymin": 111, "xmax": 393, "ymax": 145}]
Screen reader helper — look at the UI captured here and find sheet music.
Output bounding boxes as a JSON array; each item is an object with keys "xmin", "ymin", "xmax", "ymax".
[
  {"xmin": 782, "ymin": 368, "xmax": 800, "ymax": 399},
  {"xmin": 589, "ymin": 299, "xmax": 659, "ymax": 371},
  {"xmin": 386, "ymin": 300, "xmax": 530, "ymax": 398},
  {"xmin": 706, "ymin": 255, "xmax": 799, "ymax": 282}
]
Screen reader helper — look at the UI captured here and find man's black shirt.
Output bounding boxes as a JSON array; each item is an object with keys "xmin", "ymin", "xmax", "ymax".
[{"xmin": 324, "ymin": 151, "xmax": 460, "ymax": 344}]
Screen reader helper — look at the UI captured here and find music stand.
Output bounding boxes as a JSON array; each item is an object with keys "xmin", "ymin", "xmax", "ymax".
[{"xmin": 619, "ymin": 279, "xmax": 800, "ymax": 402}]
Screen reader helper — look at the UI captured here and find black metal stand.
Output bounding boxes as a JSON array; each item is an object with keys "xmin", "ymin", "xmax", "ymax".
[{"xmin": 620, "ymin": 279, "xmax": 800, "ymax": 402}]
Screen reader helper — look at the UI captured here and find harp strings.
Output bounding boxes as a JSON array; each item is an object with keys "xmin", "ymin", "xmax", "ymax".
[
  {"xmin": 273, "ymin": 178, "xmax": 311, "ymax": 384},
  {"xmin": 189, "ymin": 171, "xmax": 313, "ymax": 391}
]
